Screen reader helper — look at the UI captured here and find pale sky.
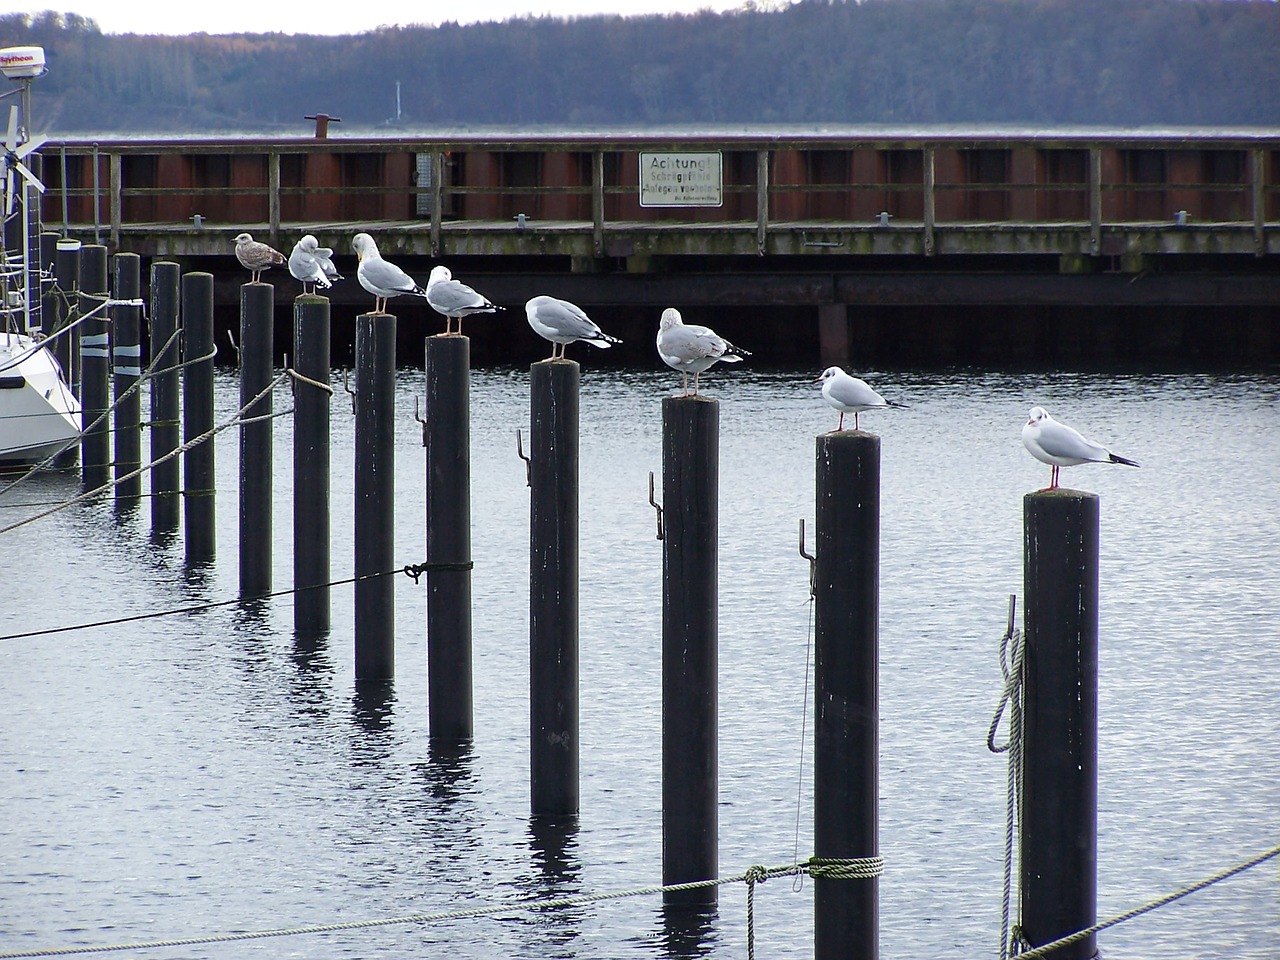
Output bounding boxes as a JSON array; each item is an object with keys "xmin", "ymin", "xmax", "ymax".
[{"xmin": 7, "ymin": 0, "xmax": 771, "ymax": 35}]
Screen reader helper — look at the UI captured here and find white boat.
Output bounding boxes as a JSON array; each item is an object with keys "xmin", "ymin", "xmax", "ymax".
[{"xmin": 0, "ymin": 330, "xmax": 81, "ymax": 465}]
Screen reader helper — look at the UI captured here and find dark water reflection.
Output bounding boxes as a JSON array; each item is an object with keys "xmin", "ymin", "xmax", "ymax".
[{"xmin": 1, "ymin": 364, "xmax": 1277, "ymax": 959}]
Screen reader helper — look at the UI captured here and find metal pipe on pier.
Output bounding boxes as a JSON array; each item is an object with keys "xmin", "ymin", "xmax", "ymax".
[
  {"xmin": 149, "ymin": 262, "xmax": 182, "ymax": 535},
  {"xmin": 111, "ymin": 253, "xmax": 142, "ymax": 505},
  {"xmin": 75, "ymin": 243, "xmax": 108, "ymax": 487},
  {"xmin": 238, "ymin": 282, "xmax": 273, "ymax": 597},
  {"xmin": 182, "ymin": 272, "xmax": 216, "ymax": 564},
  {"xmin": 353, "ymin": 312, "xmax": 396, "ymax": 680},
  {"xmin": 293, "ymin": 295, "xmax": 331, "ymax": 636},
  {"xmin": 661, "ymin": 394, "xmax": 718, "ymax": 907},
  {"xmin": 1020, "ymin": 491, "xmax": 1099, "ymax": 960},
  {"xmin": 424, "ymin": 335, "xmax": 473, "ymax": 742},
  {"xmin": 528, "ymin": 358, "xmax": 578, "ymax": 817},
  {"xmin": 813, "ymin": 431, "xmax": 881, "ymax": 960}
]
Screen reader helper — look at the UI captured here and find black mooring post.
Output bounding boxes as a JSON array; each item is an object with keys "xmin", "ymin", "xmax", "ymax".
[
  {"xmin": 182, "ymin": 272, "xmax": 216, "ymax": 564},
  {"xmin": 238, "ymin": 282, "xmax": 274, "ymax": 597},
  {"xmin": 813, "ymin": 431, "xmax": 880, "ymax": 960},
  {"xmin": 111, "ymin": 253, "xmax": 142, "ymax": 505},
  {"xmin": 293, "ymin": 295, "xmax": 331, "ymax": 636},
  {"xmin": 38, "ymin": 231, "xmax": 59, "ymax": 338},
  {"xmin": 76, "ymin": 244, "xmax": 108, "ymax": 487},
  {"xmin": 354, "ymin": 312, "xmax": 396, "ymax": 680},
  {"xmin": 529, "ymin": 359, "xmax": 579, "ymax": 817},
  {"xmin": 424, "ymin": 335, "xmax": 474, "ymax": 742},
  {"xmin": 1021, "ymin": 491, "xmax": 1099, "ymax": 960},
  {"xmin": 149, "ymin": 261, "xmax": 182, "ymax": 536},
  {"xmin": 52, "ymin": 239, "xmax": 82, "ymax": 398},
  {"xmin": 661, "ymin": 394, "xmax": 718, "ymax": 907}
]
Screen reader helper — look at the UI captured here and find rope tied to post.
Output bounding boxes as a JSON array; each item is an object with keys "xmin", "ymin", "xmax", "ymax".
[
  {"xmin": 805, "ymin": 856, "xmax": 885, "ymax": 880},
  {"xmin": 986, "ymin": 594, "xmax": 1026, "ymax": 960},
  {"xmin": 401, "ymin": 560, "xmax": 475, "ymax": 583}
]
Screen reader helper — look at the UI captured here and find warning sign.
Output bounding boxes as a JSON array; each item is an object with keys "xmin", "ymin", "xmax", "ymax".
[{"xmin": 639, "ymin": 152, "xmax": 723, "ymax": 208}]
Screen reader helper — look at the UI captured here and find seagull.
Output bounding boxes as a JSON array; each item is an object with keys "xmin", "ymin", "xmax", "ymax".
[
  {"xmin": 288, "ymin": 234, "xmax": 342, "ymax": 295},
  {"xmin": 233, "ymin": 233, "xmax": 286, "ymax": 284},
  {"xmin": 815, "ymin": 366, "xmax": 907, "ymax": 431},
  {"xmin": 655, "ymin": 307, "xmax": 750, "ymax": 396},
  {"xmin": 1022, "ymin": 405, "xmax": 1139, "ymax": 490},
  {"xmin": 525, "ymin": 295, "xmax": 622, "ymax": 360},
  {"xmin": 351, "ymin": 232, "xmax": 430, "ymax": 314},
  {"xmin": 426, "ymin": 265, "xmax": 503, "ymax": 335}
]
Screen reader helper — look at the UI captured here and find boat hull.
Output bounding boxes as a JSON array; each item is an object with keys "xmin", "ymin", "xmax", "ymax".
[{"xmin": 0, "ymin": 334, "xmax": 82, "ymax": 465}]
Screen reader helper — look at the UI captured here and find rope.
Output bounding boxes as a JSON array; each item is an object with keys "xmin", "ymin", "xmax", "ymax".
[
  {"xmin": 792, "ymin": 594, "xmax": 815, "ymax": 892},
  {"xmin": 0, "ymin": 859, "xmax": 868, "ymax": 960},
  {"xmin": 0, "ymin": 368, "xmax": 286, "ymax": 536},
  {"xmin": 285, "ymin": 366, "xmax": 334, "ymax": 395},
  {"xmin": 1008, "ymin": 842, "xmax": 1280, "ymax": 960},
  {"xmin": 0, "ymin": 563, "xmax": 433, "ymax": 644},
  {"xmin": 987, "ymin": 594, "xmax": 1025, "ymax": 960}
]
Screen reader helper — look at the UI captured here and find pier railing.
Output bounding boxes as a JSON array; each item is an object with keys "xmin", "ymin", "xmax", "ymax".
[{"xmin": 38, "ymin": 133, "xmax": 1278, "ymax": 259}]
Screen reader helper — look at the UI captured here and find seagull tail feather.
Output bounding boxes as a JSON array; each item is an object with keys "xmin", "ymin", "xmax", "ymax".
[{"xmin": 1109, "ymin": 452, "xmax": 1139, "ymax": 467}]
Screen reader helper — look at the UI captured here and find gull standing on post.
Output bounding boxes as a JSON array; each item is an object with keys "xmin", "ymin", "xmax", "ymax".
[
  {"xmin": 351, "ymin": 232, "xmax": 430, "ymax": 314},
  {"xmin": 1021, "ymin": 405, "xmax": 1139, "ymax": 491},
  {"xmin": 288, "ymin": 234, "xmax": 342, "ymax": 295},
  {"xmin": 525, "ymin": 295, "xmax": 622, "ymax": 360},
  {"xmin": 655, "ymin": 307, "xmax": 750, "ymax": 396},
  {"xmin": 426, "ymin": 265, "xmax": 503, "ymax": 335},
  {"xmin": 815, "ymin": 366, "xmax": 907, "ymax": 431},
  {"xmin": 233, "ymin": 233, "xmax": 286, "ymax": 284}
]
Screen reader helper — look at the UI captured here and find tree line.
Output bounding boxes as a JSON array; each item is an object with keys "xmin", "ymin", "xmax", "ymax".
[{"xmin": 3, "ymin": 0, "xmax": 1278, "ymax": 134}]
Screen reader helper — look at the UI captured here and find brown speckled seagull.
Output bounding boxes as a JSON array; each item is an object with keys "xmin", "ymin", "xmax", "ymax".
[{"xmin": 234, "ymin": 232, "xmax": 287, "ymax": 284}]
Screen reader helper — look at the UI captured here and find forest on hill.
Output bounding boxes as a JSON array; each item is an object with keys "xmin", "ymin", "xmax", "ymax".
[{"xmin": 2, "ymin": 0, "xmax": 1279, "ymax": 135}]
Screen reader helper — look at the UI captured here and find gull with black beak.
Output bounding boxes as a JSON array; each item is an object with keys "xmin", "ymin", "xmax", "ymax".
[
  {"xmin": 815, "ymin": 366, "xmax": 907, "ymax": 431},
  {"xmin": 351, "ymin": 232, "xmax": 430, "ymax": 314},
  {"xmin": 1022, "ymin": 405, "xmax": 1139, "ymax": 490}
]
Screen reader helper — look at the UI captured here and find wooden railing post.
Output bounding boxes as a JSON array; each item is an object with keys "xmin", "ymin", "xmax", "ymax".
[
  {"xmin": 268, "ymin": 150, "xmax": 281, "ymax": 243},
  {"xmin": 756, "ymin": 149, "xmax": 769, "ymax": 255},
  {"xmin": 592, "ymin": 149, "xmax": 605, "ymax": 257},
  {"xmin": 107, "ymin": 148, "xmax": 119, "ymax": 248},
  {"xmin": 431, "ymin": 150, "xmax": 444, "ymax": 256},
  {"xmin": 922, "ymin": 146, "xmax": 935, "ymax": 256},
  {"xmin": 1252, "ymin": 148, "xmax": 1266, "ymax": 257},
  {"xmin": 1089, "ymin": 147, "xmax": 1102, "ymax": 256}
]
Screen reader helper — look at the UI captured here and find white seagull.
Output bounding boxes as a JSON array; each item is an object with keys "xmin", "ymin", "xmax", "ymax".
[
  {"xmin": 426, "ymin": 265, "xmax": 503, "ymax": 336},
  {"xmin": 351, "ymin": 233, "xmax": 430, "ymax": 314},
  {"xmin": 1022, "ymin": 405, "xmax": 1139, "ymax": 490},
  {"xmin": 815, "ymin": 366, "xmax": 907, "ymax": 431},
  {"xmin": 525, "ymin": 295, "xmax": 622, "ymax": 361},
  {"xmin": 288, "ymin": 234, "xmax": 342, "ymax": 295},
  {"xmin": 233, "ymin": 232, "xmax": 286, "ymax": 284},
  {"xmin": 655, "ymin": 307, "xmax": 750, "ymax": 396}
]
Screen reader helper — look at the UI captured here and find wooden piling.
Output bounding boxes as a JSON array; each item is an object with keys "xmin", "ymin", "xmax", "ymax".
[
  {"xmin": 293, "ymin": 295, "xmax": 331, "ymax": 636},
  {"xmin": 149, "ymin": 262, "xmax": 182, "ymax": 535},
  {"xmin": 354, "ymin": 312, "xmax": 396, "ymax": 679},
  {"xmin": 238, "ymin": 282, "xmax": 274, "ymax": 597},
  {"xmin": 424, "ymin": 335, "xmax": 474, "ymax": 741},
  {"xmin": 661, "ymin": 394, "xmax": 718, "ymax": 907},
  {"xmin": 52, "ymin": 239, "xmax": 81, "ymax": 396},
  {"xmin": 1021, "ymin": 490, "xmax": 1099, "ymax": 960},
  {"xmin": 182, "ymin": 272, "xmax": 216, "ymax": 564},
  {"xmin": 529, "ymin": 359, "xmax": 579, "ymax": 817},
  {"xmin": 111, "ymin": 253, "xmax": 142, "ymax": 505},
  {"xmin": 813, "ymin": 431, "xmax": 880, "ymax": 960},
  {"xmin": 75, "ymin": 243, "xmax": 108, "ymax": 487}
]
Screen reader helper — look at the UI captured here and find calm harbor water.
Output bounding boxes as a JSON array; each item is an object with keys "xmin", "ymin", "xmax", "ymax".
[{"xmin": 2, "ymin": 361, "xmax": 1278, "ymax": 959}]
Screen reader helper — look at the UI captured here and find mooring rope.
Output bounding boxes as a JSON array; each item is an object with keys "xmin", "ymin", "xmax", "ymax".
[
  {"xmin": 0, "ymin": 366, "xmax": 286, "ymax": 536},
  {"xmin": 0, "ymin": 857, "xmax": 877, "ymax": 960},
  {"xmin": 1008, "ymin": 842, "xmax": 1280, "ymax": 960},
  {"xmin": 986, "ymin": 594, "xmax": 1026, "ymax": 960}
]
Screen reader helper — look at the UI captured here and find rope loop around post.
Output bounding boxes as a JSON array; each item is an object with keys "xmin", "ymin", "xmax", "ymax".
[
  {"xmin": 805, "ymin": 856, "xmax": 885, "ymax": 880},
  {"xmin": 402, "ymin": 560, "xmax": 476, "ymax": 583}
]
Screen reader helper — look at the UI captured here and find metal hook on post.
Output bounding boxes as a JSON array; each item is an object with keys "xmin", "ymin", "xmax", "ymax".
[
  {"xmin": 648, "ymin": 471, "xmax": 664, "ymax": 541},
  {"xmin": 413, "ymin": 395, "xmax": 426, "ymax": 447},
  {"xmin": 340, "ymin": 368, "xmax": 355, "ymax": 414},
  {"xmin": 226, "ymin": 328, "xmax": 241, "ymax": 367},
  {"xmin": 515, "ymin": 428, "xmax": 531, "ymax": 487},
  {"xmin": 798, "ymin": 518, "xmax": 816, "ymax": 598}
]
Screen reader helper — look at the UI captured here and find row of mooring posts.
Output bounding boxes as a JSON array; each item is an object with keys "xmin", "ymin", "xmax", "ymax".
[{"xmin": 42, "ymin": 243, "xmax": 1100, "ymax": 960}]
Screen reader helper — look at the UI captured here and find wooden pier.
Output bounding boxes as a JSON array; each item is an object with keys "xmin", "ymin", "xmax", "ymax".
[{"xmin": 31, "ymin": 129, "xmax": 1280, "ymax": 364}]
